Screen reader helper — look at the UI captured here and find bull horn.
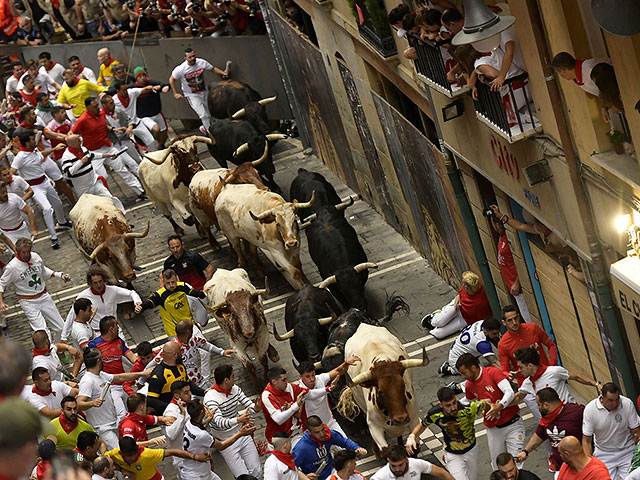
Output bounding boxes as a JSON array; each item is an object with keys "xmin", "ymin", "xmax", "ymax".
[
  {"xmin": 250, "ymin": 208, "xmax": 274, "ymax": 221},
  {"xmin": 231, "ymin": 107, "xmax": 246, "ymax": 119},
  {"xmin": 193, "ymin": 135, "xmax": 215, "ymax": 145},
  {"xmin": 318, "ymin": 275, "xmax": 336, "ymax": 289},
  {"xmin": 250, "ymin": 277, "xmax": 270, "ymax": 297},
  {"xmin": 266, "ymin": 133, "xmax": 288, "ymax": 141},
  {"xmin": 354, "ymin": 262, "xmax": 378, "ymax": 273},
  {"xmin": 123, "ymin": 220, "xmax": 150, "ymax": 240},
  {"xmin": 399, "ymin": 347, "xmax": 430, "ymax": 369},
  {"xmin": 144, "ymin": 148, "xmax": 171, "ymax": 165},
  {"xmin": 300, "ymin": 213, "xmax": 317, "ymax": 224},
  {"xmin": 335, "ymin": 196, "xmax": 355, "ymax": 211},
  {"xmin": 79, "ymin": 247, "xmax": 92, "ymax": 260},
  {"xmin": 258, "ymin": 93, "xmax": 278, "ymax": 105},
  {"xmin": 292, "ymin": 358, "xmax": 300, "ymax": 371},
  {"xmin": 252, "ymin": 141, "xmax": 269, "ymax": 166},
  {"xmin": 89, "ymin": 242, "xmax": 108, "ymax": 261},
  {"xmin": 233, "ymin": 142, "xmax": 250, "ymax": 158},
  {"xmin": 298, "ymin": 220, "xmax": 313, "ymax": 230},
  {"xmin": 219, "ymin": 173, "xmax": 230, "ymax": 186},
  {"xmin": 273, "ymin": 323, "xmax": 294, "ymax": 341},
  {"xmin": 201, "ymin": 299, "xmax": 228, "ymax": 314},
  {"xmin": 317, "ymin": 313, "xmax": 337, "ymax": 325},
  {"xmin": 350, "ymin": 370, "xmax": 373, "ymax": 385},
  {"xmin": 293, "ymin": 190, "xmax": 315, "ymax": 211},
  {"xmin": 313, "ymin": 361, "xmax": 323, "ymax": 369}
]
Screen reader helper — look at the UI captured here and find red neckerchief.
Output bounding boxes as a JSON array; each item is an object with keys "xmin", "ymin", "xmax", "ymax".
[
  {"xmin": 33, "ymin": 347, "xmax": 51, "ymax": 357},
  {"xmin": 530, "ymin": 364, "xmax": 548, "ymax": 390},
  {"xmin": 18, "ymin": 145, "xmax": 33, "ymax": 153},
  {"xmin": 45, "ymin": 62, "xmax": 57, "ymax": 72},
  {"xmin": 121, "ymin": 446, "xmax": 144, "ymax": 465},
  {"xmin": 573, "ymin": 59, "xmax": 584, "ymax": 86},
  {"xmin": 90, "ymin": 286, "xmax": 106, "ymax": 302},
  {"xmin": 17, "ymin": 253, "xmax": 33, "ymax": 267},
  {"xmin": 68, "ymin": 146, "xmax": 84, "ymax": 159},
  {"xmin": 58, "ymin": 413, "xmax": 78, "ymax": 434},
  {"xmin": 266, "ymin": 450, "xmax": 296, "ymax": 470},
  {"xmin": 212, "ymin": 383, "xmax": 232, "ymax": 397},
  {"xmin": 116, "ymin": 92, "xmax": 130, "ymax": 108},
  {"xmin": 72, "ymin": 446, "xmax": 96, "ymax": 461},
  {"xmin": 170, "ymin": 397, "xmax": 179, "ymax": 405},
  {"xmin": 32, "ymin": 385, "xmax": 54, "ymax": 396},
  {"xmin": 104, "ymin": 58, "xmax": 115, "ymax": 69},
  {"xmin": 539, "ymin": 402, "xmax": 565, "ymax": 427},
  {"xmin": 36, "ymin": 460, "xmax": 51, "ymax": 480},
  {"xmin": 263, "ymin": 383, "xmax": 295, "ymax": 404},
  {"xmin": 7, "ymin": 174, "xmax": 14, "ymax": 184},
  {"xmin": 13, "ymin": 72, "xmax": 21, "ymax": 80},
  {"xmin": 310, "ymin": 425, "xmax": 332, "ymax": 446}
]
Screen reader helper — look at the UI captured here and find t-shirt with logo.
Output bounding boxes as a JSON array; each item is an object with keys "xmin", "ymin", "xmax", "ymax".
[
  {"xmin": 171, "ymin": 58, "xmax": 214, "ymax": 96},
  {"xmin": 181, "ymin": 421, "xmax": 214, "ymax": 477},
  {"xmin": 583, "ymin": 394, "xmax": 640, "ymax": 452},
  {"xmin": 497, "ymin": 232, "xmax": 519, "ymax": 291},
  {"xmin": 536, "ymin": 402, "xmax": 584, "ymax": 471},
  {"xmin": 464, "ymin": 366, "xmax": 519, "ymax": 428},
  {"xmin": 371, "ymin": 458, "xmax": 433, "ymax": 479},
  {"xmin": 106, "ymin": 446, "xmax": 165, "ymax": 480},
  {"xmin": 163, "ymin": 250, "xmax": 209, "ymax": 291},
  {"xmin": 422, "ymin": 400, "xmax": 486, "ymax": 454},
  {"xmin": 88, "ymin": 335, "xmax": 130, "ymax": 383},
  {"xmin": 141, "ymin": 282, "xmax": 204, "ymax": 337},
  {"xmin": 78, "ymin": 371, "xmax": 117, "ymax": 429},
  {"xmin": 448, "ymin": 321, "xmax": 495, "ymax": 366}
]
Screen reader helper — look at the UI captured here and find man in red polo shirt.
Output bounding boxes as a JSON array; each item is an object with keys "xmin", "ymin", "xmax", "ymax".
[
  {"xmin": 498, "ymin": 305, "xmax": 557, "ymax": 421},
  {"xmin": 88, "ymin": 316, "xmax": 138, "ymax": 423},
  {"xmin": 456, "ymin": 353, "xmax": 525, "ymax": 470},
  {"xmin": 71, "ymin": 96, "xmax": 145, "ymax": 200},
  {"xmin": 119, "ymin": 393, "xmax": 174, "ymax": 446}
]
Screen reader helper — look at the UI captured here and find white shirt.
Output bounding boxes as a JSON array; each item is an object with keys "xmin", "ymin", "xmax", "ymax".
[
  {"xmin": 371, "ymin": 458, "xmax": 433, "ymax": 479},
  {"xmin": 500, "ymin": 27, "xmax": 525, "ymax": 73},
  {"xmin": 327, "ymin": 469, "xmax": 366, "ymax": 480},
  {"xmin": 263, "ymin": 454, "xmax": 298, "ymax": 480},
  {"xmin": 71, "ymin": 320, "xmax": 95, "ymax": 351},
  {"xmin": 164, "ymin": 401, "xmax": 189, "ymax": 451},
  {"xmin": 18, "ymin": 71, "xmax": 57, "ymax": 94},
  {"xmin": 59, "ymin": 148, "xmax": 99, "ymax": 196},
  {"xmin": 448, "ymin": 321, "xmax": 495, "ymax": 363},
  {"xmin": 181, "ymin": 421, "xmax": 214, "ymax": 477},
  {"xmin": 299, "ymin": 373, "xmax": 333, "ymax": 425},
  {"xmin": 519, "ymin": 366, "xmax": 576, "ymax": 404},
  {"xmin": 33, "ymin": 345, "xmax": 63, "ymax": 382},
  {"xmin": 576, "ymin": 58, "xmax": 611, "ymax": 96},
  {"xmin": 626, "ymin": 468, "xmax": 640, "ymax": 479},
  {"xmin": 113, "ymin": 88, "xmax": 143, "ymax": 121},
  {"xmin": 27, "ymin": 380, "xmax": 72, "ymax": 412},
  {"xmin": 474, "ymin": 46, "xmax": 524, "ymax": 81},
  {"xmin": 0, "ymin": 251, "xmax": 54, "ymax": 296},
  {"xmin": 583, "ymin": 395, "xmax": 640, "ymax": 452},
  {"xmin": 5, "ymin": 174, "xmax": 29, "ymax": 198},
  {"xmin": 39, "ymin": 63, "xmax": 66, "ymax": 86},
  {"xmin": 171, "ymin": 59, "xmax": 214, "ymax": 96},
  {"xmin": 12, "ymin": 149, "xmax": 47, "ymax": 181},
  {"xmin": 6, "ymin": 74, "xmax": 20, "ymax": 93},
  {"xmin": 78, "ymin": 371, "xmax": 117, "ymax": 429},
  {"xmin": 204, "ymin": 384, "xmax": 255, "ymax": 440},
  {"xmin": 79, "ymin": 66, "xmax": 97, "ymax": 84},
  {"xmin": 0, "ymin": 192, "xmax": 27, "ymax": 230}
]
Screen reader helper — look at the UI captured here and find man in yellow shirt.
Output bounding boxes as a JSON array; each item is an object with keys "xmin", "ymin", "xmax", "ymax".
[
  {"xmin": 97, "ymin": 48, "xmax": 120, "ymax": 86},
  {"xmin": 106, "ymin": 436, "xmax": 209, "ymax": 480},
  {"xmin": 47, "ymin": 395, "xmax": 95, "ymax": 451},
  {"xmin": 57, "ymin": 69, "xmax": 107, "ymax": 118}
]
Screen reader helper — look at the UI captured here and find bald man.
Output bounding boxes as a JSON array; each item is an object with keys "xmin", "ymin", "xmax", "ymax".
[
  {"xmin": 557, "ymin": 436, "xmax": 611, "ymax": 480},
  {"xmin": 145, "ymin": 341, "xmax": 205, "ymax": 414},
  {"xmin": 97, "ymin": 48, "xmax": 120, "ymax": 87}
]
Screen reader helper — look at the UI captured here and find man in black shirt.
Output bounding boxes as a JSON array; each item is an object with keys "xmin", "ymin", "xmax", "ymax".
[{"xmin": 495, "ymin": 453, "xmax": 541, "ymax": 480}]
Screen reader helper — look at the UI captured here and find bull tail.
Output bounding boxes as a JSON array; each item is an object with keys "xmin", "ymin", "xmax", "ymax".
[
  {"xmin": 336, "ymin": 387, "xmax": 360, "ymax": 421},
  {"xmin": 376, "ymin": 294, "xmax": 410, "ymax": 324}
]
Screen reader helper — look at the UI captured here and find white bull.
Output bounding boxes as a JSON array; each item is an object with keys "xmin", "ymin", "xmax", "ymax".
[{"xmin": 337, "ymin": 323, "xmax": 428, "ymax": 456}]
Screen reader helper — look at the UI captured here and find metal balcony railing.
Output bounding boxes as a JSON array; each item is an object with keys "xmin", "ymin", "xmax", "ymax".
[
  {"xmin": 408, "ymin": 34, "xmax": 457, "ymax": 95},
  {"xmin": 353, "ymin": 0, "xmax": 397, "ymax": 58},
  {"xmin": 473, "ymin": 72, "xmax": 540, "ymax": 142}
]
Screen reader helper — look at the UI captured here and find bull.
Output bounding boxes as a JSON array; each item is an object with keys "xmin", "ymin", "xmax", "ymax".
[
  {"xmin": 290, "ymin": 168, "xmax": 342, "ymax": 219},
  {"xmin": 70, "ymin": 194, "xmax": 149, "ymax": 285},
  {"xmin": 208, "ymin": 79, "xmax": 277, "ymax": 134},
  {"xmin": 337, "ymin": 323, "xmax": 428, "ymax": 457},
  {"xmin": 272, "ymin": 285, "xmax": 342, "ymax": 365},
  {"xmin": 214, "ymin": 184, "xmax": 314, "ymax": 289},
  {"xmin": 201, "ymin": 268, "xmax": 279, "ymax": 390},
  {"xmin": 301, "ymin": 202, "xmax": 375, "ymax": 311},
  {"xmin": 138, "ymin": 135, "xmax": 215, "ymax": 245}
]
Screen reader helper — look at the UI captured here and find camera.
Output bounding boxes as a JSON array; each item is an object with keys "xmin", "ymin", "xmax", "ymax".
[
  {"xmin": 190, "ymin": 2, "xmax": 201, "ymax": 12},
  {"xmin": 126, "ymin": 0, "xmax": 137, "ymax": 9},
  {"xmin": 482, "ymin": 207, "xmax": 494, "ymax": 218},
  {"xmin": 217, "ymin": 11, "xmax": 230, "ymax": 24},
  {"xmin": 189, "ymin": 19, "xmax": 199, "ymax": 36},
  {"xmin": 147, "ymin": 1, "xmax": 158, "ymax": 13}
]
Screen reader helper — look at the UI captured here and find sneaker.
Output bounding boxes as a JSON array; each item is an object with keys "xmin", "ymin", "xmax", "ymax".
[
  {"xmin": 445, "ymin": 381, "xmax": 463, "ymax": 395},
  {"xmin": 199, "ymin": 126, "xmax": 208, "ymax": 136},
  {"xmin": 137, "ymin": 192, "xmax": 147, "ymax": 201},
  {"xmin": 438, "ymin": 361, "xmax": 452, "ymax": 376},
  {"xmin": 56, "ymin": 220, "xmax": 72, "ymax": 229},
  {"xmin": 420, "ymin": 313, "xmax": 435, "ymax": 330},
  {"xmin": 51, "ymin": 238, "xmax": 60, "ymax": 250}
]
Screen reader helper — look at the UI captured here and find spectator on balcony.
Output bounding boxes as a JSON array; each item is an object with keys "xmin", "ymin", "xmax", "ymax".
[
  {"xmin": 448, "ymin": 45, "xmax": 482, "ymax": 85},
  {"xmin": 415, "ymin": 8, "xmax": 443, "ymax": 41},
  {"xmin": 388, "ymin": 3, "xmax": 410, "ymax": 37},
  {"xmin": 590, "ymin": 63, "xmax": 624, "ymax": 117},
  {"xmin": 0, "ymin": 0, "xmax": 19, "ymax": 44},
  {"xmin": 418, "ymin": 0, "xmax": 454, "ymax": 13},
  {"xmin": 15, "ymin": 15, "xmax": 43, "ymax": 45},
  {"xmin": 440, "ymin": 7, "xmax": 463, "ymax": 36},
  {"xmin": 485, "ymin": 27, "xmax": 526, "ymax": 92},
  {"xmin": 401, "ymin": 14, "xmax": 421, "ymax": 60}
]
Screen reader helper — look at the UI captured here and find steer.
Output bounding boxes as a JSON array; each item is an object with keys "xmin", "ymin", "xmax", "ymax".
[
  {"xmin": 301, "ymin": 203, "xmax": 375, "ymax": 311},
  {"xmin": 290, "ymin": 168, "xmax": 342, "ymax": 219},
  {"xmin": 337, "ymin": 323, "xmax": 428, "ymax": 457},
  {"xmin": 138, "ymin": 135, "xmax": 214, "ymax": 243},
  {"xmin": 70, "ymin": 194, "xmax": 149, "ymax": 285},
  {"xmin": 214, "ymin": 184, "xmax": 313, "ymax": 289},
  {"xmin": 273, "ymin": 285, "xmax": 342, "ymax": 364},
  {"xmin": 208, "ymin": 79, "xmax": 277, "ymax": 134},
  {"xmin": 202, "ymin": 268, "xmax": 279, "ymax": 390}
]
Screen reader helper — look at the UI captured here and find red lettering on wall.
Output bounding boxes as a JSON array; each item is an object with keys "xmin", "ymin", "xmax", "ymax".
[{"xmin": 488, "ymin": 134, "xmax": 519, "ymax": 180}]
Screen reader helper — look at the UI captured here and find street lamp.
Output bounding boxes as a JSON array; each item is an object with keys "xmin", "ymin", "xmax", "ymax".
[
  {"xmin": 451, "ymin": 0, "xmax": 515, "ymax": 51},
  {"xmin": 591, "ymin": 0, "xmax": 640, "ymax": 37}
]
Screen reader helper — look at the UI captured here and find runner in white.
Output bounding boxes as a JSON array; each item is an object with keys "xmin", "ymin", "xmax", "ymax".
[
  {"xmin": 512, "ymin": 346, "xmax": 599, "ymax": 405},
  {"xmin": 204, "ymin": 364, "xmax": 261, "ymax": 478},
  {"xmin": 69, "ymin": 56, "xmax": 97, "ymax": 85},
  {"xmin": 61, "ymin": 265, "xmax": 142, "ymax": 340},
  {"xmin": 583, "ymin": 383, "xmax": 640, "ymax": 480},
  {"xmin": 371, "ymin": 445, "xmax": 454, "ymax": 480},
  {"xmin": 0, "ymin": 184, "xmax": 36, "ymax": 246},
  {"xmin": 26, "ymin": 367, "xmax": 77, "ymax": 419},
  {"xmin": 101, "ymin": 95, "xmax": 143, "ymax": 164},
  {"xmin": 295, "ymin": 356, "xmax": 361, "ymax": 436},
  {"xmin": 112, "ymin": 83, "xmax": 157, "ymax": 151},
  {"xmin": 169, "ymin": 48, "xmax": 229, "ymax": 131},
  {"xmin": 0, "ymin": 166, "xmax": 32, "ymax": 200},
  {"xmin": 163, "ymin": 381, "xmax": 192, "ymax": 479},
  {"xmin": 32, "ymin": 329, "xmax": 82, "ymax": 381},
  {"xmin": 263, "ymin": 432, "xmax": 300, "ymax": 480},
  {"xmin": 0, "ymin": 238, "xmax": 69, "ymax": 341},
  {"xmin": 38, "ymin": 52, "xmax": 65, "ymax": 86},
  {"xmin": 69, "ymin": 297, "xmax": 96, "ymax": 351},
  {"xmin": 11, "ymin": 129, "xmax": 70, "ymax": 249},
  {"xmin": 439, "ymin": 318, "xmax": 502, "ymax": 376}
]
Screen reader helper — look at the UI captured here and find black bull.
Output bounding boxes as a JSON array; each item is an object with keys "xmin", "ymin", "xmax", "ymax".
[{"xmin": 290, "ymin": 168, "xmax": 342, "ymax": 219}]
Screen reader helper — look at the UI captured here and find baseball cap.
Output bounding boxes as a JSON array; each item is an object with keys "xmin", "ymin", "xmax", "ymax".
[
  {"xmin": 38, "ymin": 439, "xmax": 56, "ymax": 461},
  {"xmin": 0, "ymin": 399, "xmax": 47, "ymax": 451}
]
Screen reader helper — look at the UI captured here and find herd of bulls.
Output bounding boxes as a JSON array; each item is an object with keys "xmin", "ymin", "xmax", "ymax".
[{"xmin": 67, "ymin": 80, "xmax": 430, "ymax": 455}]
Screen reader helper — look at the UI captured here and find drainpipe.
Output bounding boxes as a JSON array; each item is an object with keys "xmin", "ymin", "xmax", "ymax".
[{"xmin": 527, "ymin": 0, "xmax": 639, "ymax": 398}]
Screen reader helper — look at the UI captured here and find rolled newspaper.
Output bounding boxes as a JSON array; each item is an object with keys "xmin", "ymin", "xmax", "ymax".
[{"xmin": 99, "ymin": 380, "xmax": 112, "ymax": 401}]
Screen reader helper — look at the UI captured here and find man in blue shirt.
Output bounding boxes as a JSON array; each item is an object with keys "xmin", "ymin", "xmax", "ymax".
[{"xmin": 293, "ymin": 416, "xmax": 367, "ymax": 480}]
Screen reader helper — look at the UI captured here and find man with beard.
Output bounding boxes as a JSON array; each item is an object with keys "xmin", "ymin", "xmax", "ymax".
[
  {"xmin": 47, "ymin": 396, "xmax": 96, "ymax": 451},
  {"xmin": 439, "ymin": 317, "xmax": 502, "ymax": 376}
]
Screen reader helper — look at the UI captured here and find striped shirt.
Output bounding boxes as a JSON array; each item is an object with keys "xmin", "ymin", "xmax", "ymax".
[{"xmin": 203, "ymin": 384, "xmax": 255, "ymax": 440}]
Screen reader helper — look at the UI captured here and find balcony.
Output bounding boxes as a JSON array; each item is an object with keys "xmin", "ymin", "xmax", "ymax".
[
  {"xmin": 473, "ymin": 72, "xmax": 541, "ymax": 143},
  {"xmin": 408, "ymin": 34, "xmax": 466, "ymax": 97},
  {"xmin": 351, "ymin": 0, "xmax": 397, "ymax": 58}
]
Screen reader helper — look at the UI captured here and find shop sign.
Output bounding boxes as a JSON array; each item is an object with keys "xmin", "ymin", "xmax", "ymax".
[
  {"xmin": 611, "ymin": 257, "xmax": 640, "ymax": 320},
  {"xmin": 489, "ymin": 134, "xmax": 519, "ymax": 180}
]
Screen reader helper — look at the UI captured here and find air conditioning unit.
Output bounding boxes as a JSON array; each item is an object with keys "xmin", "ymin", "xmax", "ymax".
[{"xmin": 522, "ymin": 159, "xmax": 552, "ymax": 187}]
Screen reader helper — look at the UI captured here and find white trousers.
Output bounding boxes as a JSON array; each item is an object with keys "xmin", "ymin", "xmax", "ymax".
[
  {"xmin": 90, "ymin": 145, "xmax": 143, "ymax": 195},
  {"xmin": 219, "ymin": 435, "xmax": 261, "ymax": 478},
  {"xmin": 132, "ymin": 122, "xmax": 157, "ymax": 151},
  {"xmin": 186, "ymin": 93, "xmax": 211, "ymax": 130},
  {"xmin": 2, "ymin": 222, "xmax": 31, "ymax": 244},
  {"xmin": 95, "ymin": 425, "xmax": 119, "ymax": 450},
  {"xmin": 595, "ymin": 444, "xmax": 635, "ymax": 479},
  {"xmin": 486, "ymin": 417, "xmax": 525, "ymax": 470},
  {"xmin": 75, "ymin": 180, "xmax": 125, "ymax": 214},
  {"xmin": 110, "ymin": 384, "xmax": 128, "ymax": 424},
  {"xmin": 31, "ymin": 180, "xmax": 66, "ymax": 239},
  {"xmin": 327, "ymin": 417, "xmax": 347, "ymax": 437},
  {"xmin": 188, "ymin": 296, "xmax": 209, "ymax": 328},
  {"xmin": 444, "ymin": 444, "xmax": 479, "ymax": 480},
  {"xmin": 141, "ymin": 113, "xmax": 167, "ymax": 132},
  {"xmin": 431, "ymin": 298, "xmax": 467, "ymax": 339},
  {"xmin": 18, "ymin": 293, "xmax": 64, "ymax": 342},
  {"xmin": 43, "ymin": 158, "xmax": 63, "ymax": 181},
  {"xmin": 514, "ymin": 293, "xmax": 531, "ymax": 323}
]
